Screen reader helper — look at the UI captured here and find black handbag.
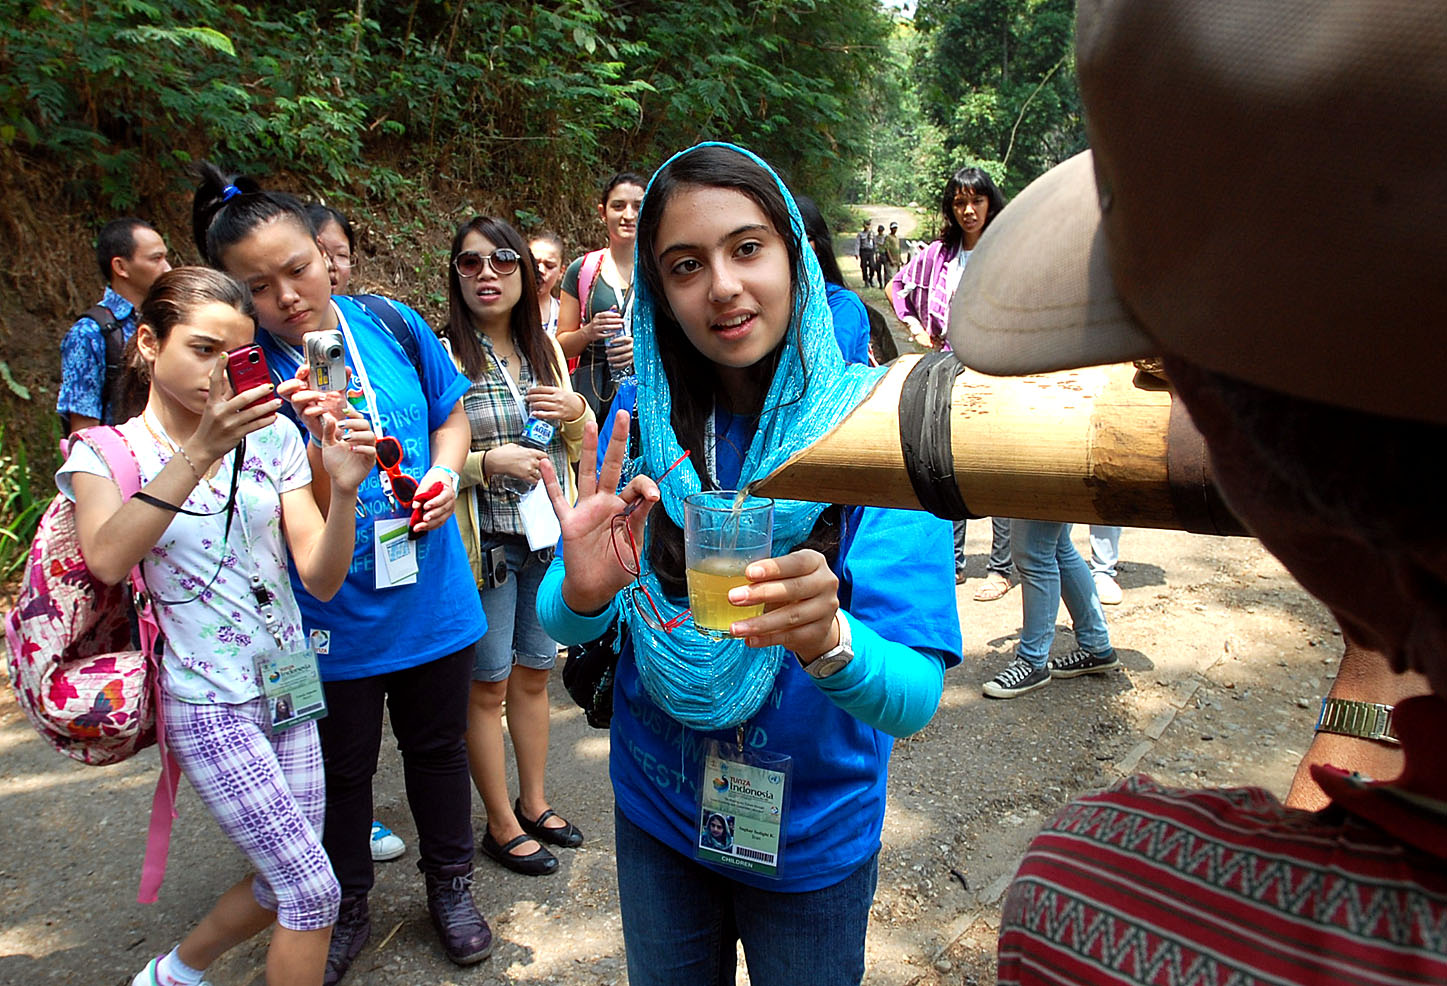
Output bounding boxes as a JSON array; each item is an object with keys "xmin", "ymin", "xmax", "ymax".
[{"xmin": 562, "ymin": 615, "xmax": 627, "ymax": 729}]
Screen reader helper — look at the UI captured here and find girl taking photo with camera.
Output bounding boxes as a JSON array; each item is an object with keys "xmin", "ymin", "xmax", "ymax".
[
  {"xmin": 193, "ymin": 167, "xmax": 492, "ymax": 982},
  {"xmin": 59, "ymin": 267, "xmax": 376, "ymax": 986},
  {"xmin": 537, "ymin": 144, "xmax": 961, "ymax": 986},
  {"xmin": 442, "ymin": 216, "xmax": 592, "ymax": 876}
]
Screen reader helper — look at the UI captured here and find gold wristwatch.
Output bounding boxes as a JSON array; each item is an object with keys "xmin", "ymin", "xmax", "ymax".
[{"xmin": 1315, "ymin": 698, "xmax": 1399, "ymax": 745}]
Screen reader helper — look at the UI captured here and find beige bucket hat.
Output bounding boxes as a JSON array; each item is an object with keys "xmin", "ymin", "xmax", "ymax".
[{"xmin": 948, "ymin": 0, "xmax": 1447, "ymax": 425}]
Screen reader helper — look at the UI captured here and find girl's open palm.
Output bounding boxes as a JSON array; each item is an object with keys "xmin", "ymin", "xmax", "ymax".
[{"xmin": 540, "ymin": 410, "xmax": 659, "ymax": 614}]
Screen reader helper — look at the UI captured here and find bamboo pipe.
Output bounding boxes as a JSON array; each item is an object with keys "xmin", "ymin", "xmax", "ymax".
[{"xmin": 753, "ymin": 355, "xmax": 1246, "ymax": 535}]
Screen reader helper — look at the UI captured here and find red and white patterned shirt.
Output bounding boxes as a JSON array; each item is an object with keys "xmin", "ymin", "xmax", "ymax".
[{"xmin": 998, "ymin": 695, "xmax": 1447, "ymax": 985}]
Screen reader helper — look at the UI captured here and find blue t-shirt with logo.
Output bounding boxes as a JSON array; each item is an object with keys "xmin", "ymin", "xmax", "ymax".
[
  {"xmin": 259, "ymin": 295, "xmax": 484, "ymax": 680},
  {"xmin": 603, "ymin": 398, "xmax": 961, "ymax": 891}
]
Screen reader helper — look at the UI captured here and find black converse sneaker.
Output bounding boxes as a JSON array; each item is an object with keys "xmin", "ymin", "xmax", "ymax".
[
  {"xmin": 982, "ymin": 658, "xmax": 1052, "ymax": 698},
  {"xmin": 1048, "ymin": 647, "xmax": 1121, "ymax": 678}
]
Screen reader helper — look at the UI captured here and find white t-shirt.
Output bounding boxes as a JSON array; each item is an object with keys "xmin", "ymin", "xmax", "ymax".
[
  {"xmin": 945, "ymin": 249, "xmax": 972, "ymax": 301},
  {"xmin": 57, "ymin": 416, "xmax": 312, "ymax": 705}
]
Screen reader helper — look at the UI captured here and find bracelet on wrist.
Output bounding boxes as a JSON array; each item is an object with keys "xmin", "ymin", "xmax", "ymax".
[
  {"xmin": 433, "ymin": 464, "xmax": 460, "ymax": 493},
  {"xmin": 174, "ymin": 445, "xmax": 204, "ymax": 481}
]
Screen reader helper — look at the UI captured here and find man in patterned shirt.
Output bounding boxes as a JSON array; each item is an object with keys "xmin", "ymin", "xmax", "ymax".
[
  {"xmin": 947, "ymin": 0, "xmax": 1446, "ymax": 982},
  {"xmin": 57, "ymin": 218, "xmax": 171, "ymax": 433}
]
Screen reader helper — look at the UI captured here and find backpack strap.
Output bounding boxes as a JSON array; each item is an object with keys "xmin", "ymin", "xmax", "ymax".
[
  {"xmin": 80, "ymin": 426, "xmax": 181, "ymax": 904},
  {"xmin": 82, "ymin": 303, "xmax": 125, "ymax": 425},
  {"xmin": 351, "ymin": 293, "xmax": 425, "ymax": 390},
  {"xmin": 577, "ymin": 250, "xmax": 607, "ymax": 323}
]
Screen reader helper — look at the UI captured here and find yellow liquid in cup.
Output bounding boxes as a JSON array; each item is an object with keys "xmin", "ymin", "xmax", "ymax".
[{"xmin": 686, "ymin": 560, "xmax": 764, "ymax": 634}]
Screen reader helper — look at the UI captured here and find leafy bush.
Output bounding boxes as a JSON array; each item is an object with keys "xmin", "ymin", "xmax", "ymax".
[{"xmin": 1, "ymin": 0, "xmax": 888, "ymax": 212}]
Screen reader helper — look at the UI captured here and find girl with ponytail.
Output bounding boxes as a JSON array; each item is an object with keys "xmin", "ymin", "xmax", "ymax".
[{"xmin": 192, "ymin": 164, "xmax": 492, "ymax": 981}]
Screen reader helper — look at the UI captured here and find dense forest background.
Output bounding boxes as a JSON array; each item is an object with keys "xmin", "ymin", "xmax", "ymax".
[{"xmin": 0, "ymin": 0, "xmax": 1083, "ymax": 574}]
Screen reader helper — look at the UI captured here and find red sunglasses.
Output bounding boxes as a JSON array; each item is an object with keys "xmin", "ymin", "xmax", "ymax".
[{"xmin": 375, "ymin": 436, "xmax": 420, "ymax": 506}]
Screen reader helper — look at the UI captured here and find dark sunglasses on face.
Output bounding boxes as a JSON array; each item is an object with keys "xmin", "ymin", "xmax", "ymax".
[
  {"xmin": 375, "ymin": 436, "xmax": 420, "ymax": 505},
  {"xmin": 454, "ymin": 248, "xmax": 521, "ymax": 278}
]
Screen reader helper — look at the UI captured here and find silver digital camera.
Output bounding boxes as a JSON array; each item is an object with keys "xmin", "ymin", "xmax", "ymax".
[{"xmin": 304, "ymin": 329, "xmax": 347, "ymax": 392}]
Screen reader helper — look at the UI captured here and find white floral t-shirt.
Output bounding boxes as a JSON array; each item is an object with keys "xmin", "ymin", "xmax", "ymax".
[{"xmin": 57, "ymin": 416, "xmax": 312, "ymax": 705}]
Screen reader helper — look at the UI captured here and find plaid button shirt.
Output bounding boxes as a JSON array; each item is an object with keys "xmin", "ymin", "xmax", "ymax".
[{"xmin": 461, "ymin": 337, "xmax": 568, "ymax": 537}]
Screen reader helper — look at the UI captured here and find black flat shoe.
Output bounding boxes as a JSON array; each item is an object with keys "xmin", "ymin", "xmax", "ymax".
[
  {"xmin": 514, "ymin": 799, "xmax": 585, "ymax": 848},
  {"xmin": 480, "ymin": 829, "xmax": 558, "ymax": 876}
]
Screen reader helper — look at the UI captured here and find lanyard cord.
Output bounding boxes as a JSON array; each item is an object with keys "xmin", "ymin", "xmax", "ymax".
[
  {"xmin": 333, "ymin": 301, "xmax": 385, "ymax": 438},
  {"xmin": 147, "ymin": 438, "xmax": 245, "ymax": 607},
  {"xmin": 229, "ymin": 470, "xmax": 287, "ymax": 651}
]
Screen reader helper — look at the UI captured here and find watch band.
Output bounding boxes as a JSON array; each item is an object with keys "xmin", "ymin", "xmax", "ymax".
[
  {"xmin": 804, "ymin": 612, "xmax": 853, "ymax": 679},
  {"xmin": 1315, "ymin": 698, "xmax": 1399, "ymax": 745}
]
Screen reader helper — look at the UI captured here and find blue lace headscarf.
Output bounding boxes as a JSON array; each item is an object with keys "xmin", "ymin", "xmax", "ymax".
[{"xmin": 624, "ymin": 142, "xmax": 885, "ymax": 729}]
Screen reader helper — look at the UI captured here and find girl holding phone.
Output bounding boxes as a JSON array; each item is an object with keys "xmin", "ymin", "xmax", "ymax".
[
  {"xmin": 536, "ymin": 144, "xmax": 962, "ymax": 986},
  {"xmin": 60, "ymin": 267, "xmax": 375, "ymax": 986},
  {"xmin": 192, "ymin": 166, "xmax": 491, "ymax": 982}
]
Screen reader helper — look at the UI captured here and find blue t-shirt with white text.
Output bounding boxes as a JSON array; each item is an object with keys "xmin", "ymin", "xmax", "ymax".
[
  {"xmin": 259, "ymin": 295, "xmax": 484, "ymax": 680},
  {"xmin": 607, "ymin": 397, "xmax": 960, "ymax": 891}
]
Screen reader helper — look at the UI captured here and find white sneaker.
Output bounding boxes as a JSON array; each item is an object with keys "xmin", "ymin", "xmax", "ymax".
[
  {"xmin": 370, "ymin": 820, "xmax": 407, "ymax": 862},
  {"xmin": 132, "ymin": 956, "xmax": 213, "ymax": 986},
  {"xmin": 1094, "ymin": 572, "xmax": 1123, "ymax": 605}
]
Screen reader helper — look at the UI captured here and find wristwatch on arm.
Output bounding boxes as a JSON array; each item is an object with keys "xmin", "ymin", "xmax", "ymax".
[
  {"xmin": 803, "ymin": 611, "xmax": 853, "ymax": 680},
  {"xmin": 1315, "ymin": 698, "xmax": 1398, "ymax": 745}
]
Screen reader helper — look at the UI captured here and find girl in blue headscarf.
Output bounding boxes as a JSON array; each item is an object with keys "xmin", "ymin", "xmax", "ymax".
[{"xmin": 537, "ymin": 143, "xmax": 961, "ymax": 986}]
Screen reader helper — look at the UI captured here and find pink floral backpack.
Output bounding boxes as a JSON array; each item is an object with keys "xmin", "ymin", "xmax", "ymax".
[
  {"xmin": 6, "ymin": 427, "xmax": 184, "ymax": 902},
  {"xmin": 5, "ymin": 427, "xmax": 161, "ymax": 765}
]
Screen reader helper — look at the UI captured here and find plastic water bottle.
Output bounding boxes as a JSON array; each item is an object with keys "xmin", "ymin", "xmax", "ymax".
[
  {"xmin": 607, "ymin": 325, "xmax": 635, "ymax": 383},
  {"xmin": 499, "ymin": 415, "xmax": 555, "ymax": 495}
]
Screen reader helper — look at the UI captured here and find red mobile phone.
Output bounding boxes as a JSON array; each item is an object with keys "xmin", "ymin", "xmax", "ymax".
[{"xmin": 225, "ymin": 345, "xmax": 275, "ymax": 409}]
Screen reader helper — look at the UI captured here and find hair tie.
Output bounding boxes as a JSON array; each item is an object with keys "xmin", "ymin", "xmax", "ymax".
[{"xmin": 221, "ymin": 184, "xmax": 243, "ymax": 202}]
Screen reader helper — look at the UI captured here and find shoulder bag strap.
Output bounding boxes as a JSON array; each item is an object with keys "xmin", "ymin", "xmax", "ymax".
[
  {"xmin": 351, "ymin": 294, "xmax": 425, "ymax": 388},
  {"xmin": 83, "ymin": 425, "xmax": 184, "ymax": 904},
  {"xmin": 577, "ymin": 250, "xmax": 607, "ymax": 323}
]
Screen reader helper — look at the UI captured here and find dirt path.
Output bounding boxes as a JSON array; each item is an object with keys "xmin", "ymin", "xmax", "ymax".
[
  {"xmin": 0, "ymin": 519, "xmax": 1331, "ymax": 985},
  {"xmin": 855, "ymin": 203, "xmax": 921, "ymax": 241}
]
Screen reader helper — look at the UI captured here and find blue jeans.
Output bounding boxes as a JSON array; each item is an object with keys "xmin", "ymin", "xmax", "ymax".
[
  {"xmin": 1011, "ymin": 520, "xmax": 1112, "ymax": 670},
  {"xmin": 953, "ymin": 516, "xmax": 1013, "ymax": 577},
  {"xmin": 614, "ymin": 807, "xmax": 878, "ymax": 986},
  {"xmin": 1089, "ymin": 525, "xmax": 1121, "ymax": 577},
  {"xmin": 473, "ymin": 535, "xmax": 558, "ymax": 682}
]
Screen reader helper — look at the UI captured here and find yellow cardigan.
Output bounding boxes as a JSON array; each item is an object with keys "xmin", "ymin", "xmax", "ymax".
[{"xmin": 454, "ymin": 333, "xmax": 592, "ymax": 589}]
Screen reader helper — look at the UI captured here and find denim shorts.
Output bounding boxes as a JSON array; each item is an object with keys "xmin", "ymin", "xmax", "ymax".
[{"xmin": 473, "ymin": 534, "xmax": 559, "ymax": 682}]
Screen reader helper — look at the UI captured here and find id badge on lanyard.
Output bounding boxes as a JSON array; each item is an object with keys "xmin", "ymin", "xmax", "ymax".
[
  {"xmin": 329, "ymin": 302, "xmax": 421, "ymax": 590},
  {"xmin": 257, "ymin": 646, "xmax": 327, "ymax": 731},
  {"xmin": 694, "ymin": 731, "xmax": 792, "ymax": 879},
  {"xmin": 237, "ymin": 508, "xmax": 328, "ymax": 731}
]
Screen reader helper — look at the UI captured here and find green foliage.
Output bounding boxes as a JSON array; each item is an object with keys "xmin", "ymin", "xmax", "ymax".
[
  {"xmin": 911, "ymin": 0, "xmax": 1085, "ymax": 198},
  {"xmin": 850, "ymin": 17, "xmax": 944, "ymax": 208},
  {"xmin": 0, "ymin": 425, "xmax": 52, "ymax": 581},
  {"xmin": 0, "ymin": 0, "xmax": 889, "ymax": 213}
]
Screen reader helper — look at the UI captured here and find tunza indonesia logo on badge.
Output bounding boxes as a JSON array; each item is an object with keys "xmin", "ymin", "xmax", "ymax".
[{"xmin": 712, "ymin": 776, "xmax": 730, "ymax": 793}]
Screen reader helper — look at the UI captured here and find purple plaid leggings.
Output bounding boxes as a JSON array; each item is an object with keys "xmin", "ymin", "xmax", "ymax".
[{"xmin": 162, "ymin": 693, "xmax": 340, "ymax": 931}]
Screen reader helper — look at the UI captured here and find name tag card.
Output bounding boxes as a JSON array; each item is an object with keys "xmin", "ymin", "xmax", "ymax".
[{"xmin": 694, "ymin": 739, "xmax": 792, "ymax": 879}]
